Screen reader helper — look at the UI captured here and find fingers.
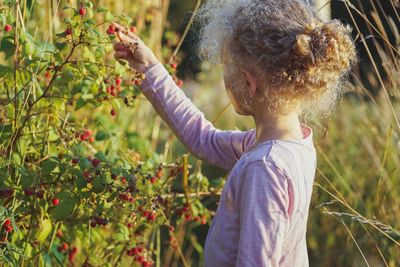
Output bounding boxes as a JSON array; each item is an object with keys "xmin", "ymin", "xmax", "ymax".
[
  {"xmin": 113, "ymin": 42, "xmax": 129, "ymax": 51},
  {"xmin": 111, "ymin": 22, "xmax": 142, "ymax": 43},
  {"xmin": 114, "ymin": 50, "xmax": 130, "ymax": 58}
]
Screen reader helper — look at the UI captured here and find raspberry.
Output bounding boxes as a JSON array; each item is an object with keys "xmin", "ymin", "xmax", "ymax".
[
  {"xmin": 107, "ymin": 25, "xmax": 116, "ymax": 35},
  {"xmin": 4, "ymin": 24, "xmax": 12, "ymax": 32},
  {"xmin": 79, "ymin": 7, "xmax": 86, "ymax": 16},
  {"xmin": 52, "ymin": 198, "xmax": 60, "ymax": 206},
  {"xmin": 3, "ymin": 219, "xmax": 11, "ymax": 227},
  {"xmin": 65, "ymin": 27, "xmax": 72, "ymax": 35},
  {"xmin": 130, "ymin": 26, "xmax": 137, "ymax": 33},
  {"xmin": 91, "ymin": 158, "xmax": 101, "ymax": 167}
]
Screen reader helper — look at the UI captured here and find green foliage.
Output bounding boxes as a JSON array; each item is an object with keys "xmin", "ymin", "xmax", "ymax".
[{"xmin": 0, "ymin": 1, "xmax": 212, "ymax": 266}]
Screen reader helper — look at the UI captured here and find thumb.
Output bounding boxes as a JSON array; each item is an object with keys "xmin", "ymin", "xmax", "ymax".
[{"xmin": 116, "ymin": 31, "xmax": 134, "ymax": 44}]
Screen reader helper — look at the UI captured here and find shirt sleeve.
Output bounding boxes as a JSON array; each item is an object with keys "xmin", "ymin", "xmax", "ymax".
[
  {"xmin": 235, "ymin": 160, "xmax": 291, "ymax": 267},
  {"xmin": 140, "ymin": 62, "xmax": 256, "ymax": 171}
]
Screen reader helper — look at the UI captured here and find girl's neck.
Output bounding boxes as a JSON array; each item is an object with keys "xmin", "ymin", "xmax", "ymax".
[{"xmin": 249, "ymin": 111, "xmax": 303, "ymax": 149}]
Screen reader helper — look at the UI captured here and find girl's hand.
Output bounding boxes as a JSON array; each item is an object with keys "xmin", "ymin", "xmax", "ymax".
[{"xmin": 112, "ymin": 23, "xmax": 159, "ymax": 73}]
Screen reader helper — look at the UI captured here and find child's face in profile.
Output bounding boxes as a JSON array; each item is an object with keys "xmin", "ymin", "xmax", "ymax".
[{"xmin": 223, "ymin": 64, "xmax": 252, "ymax": 116}]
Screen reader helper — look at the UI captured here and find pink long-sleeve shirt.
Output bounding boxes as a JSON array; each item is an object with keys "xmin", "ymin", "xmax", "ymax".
[{"xmin": 141, "ymin": 62, "xmax": 317, "ymax": 267}]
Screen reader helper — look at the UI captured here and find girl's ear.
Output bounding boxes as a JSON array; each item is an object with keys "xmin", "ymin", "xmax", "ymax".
[{"xmin": 241, "ymin": 68, "xmax": 258, "ymax": 97}]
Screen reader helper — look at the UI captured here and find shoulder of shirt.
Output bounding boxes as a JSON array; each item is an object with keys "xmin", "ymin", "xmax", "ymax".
[{"xmin": 238, "ymin": 141, "xmax": 307, "ymax": 180}]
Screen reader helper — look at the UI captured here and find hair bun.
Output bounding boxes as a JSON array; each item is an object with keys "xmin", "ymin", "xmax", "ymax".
[{"xmin": 293, "ymin": 20, "xmax": 356, "ymax": 69}]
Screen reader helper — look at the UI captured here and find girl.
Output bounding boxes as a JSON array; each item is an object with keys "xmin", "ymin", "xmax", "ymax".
[{"xmin": 112, "ymin": 0, "xmax": 357, "ymax": 266}]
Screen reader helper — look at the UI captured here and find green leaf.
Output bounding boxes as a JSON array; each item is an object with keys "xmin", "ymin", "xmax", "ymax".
[
  {"xmin": 96, "ymin": 6, "xmax": 108, "ymax": 12},
  {"xmin": 75, "ymin": 98, "xmax": 87, "ymax": 111},
  {"xmin": 36, "ymin": 218, "xmax": 52, "ymax": 242},
  {"xmin": 41, "ymin": 158, "xmax": 58, "ymax": 175},
  {"xmin": 83, "ymin": 47, "xmax": 95, "ymax": 62},
  {"xmin": 55, "ymin": 42, "xmax": 68, "ymax": 52},
  {"xmin": 105, "ymin": 12, "xmax": 114, "ymax": 22},
  {"xmin": 95, "ymin": 130, "xmax": 109, "ymax": 141},
  {"xmin": 0, "ymin": 37, "xmax": 15, "ymax": 59},
  {"xmin": 50, "ymin": 192, "xmax": 78, "ymax": 221},
  {"xmin": 92, "ymin": 176, "xmax": 106, "ymax": 193},
  {"xmin": 94, "ymin": 151, "xmax": 107, "ymax": 162},
  {"xmin": 76, "ymin": 176, "xmax": 87, "ymax": 190}
]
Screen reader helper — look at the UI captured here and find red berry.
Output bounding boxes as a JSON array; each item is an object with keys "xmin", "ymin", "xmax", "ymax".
[
  {"xmin": 107, "ymin": 25, "xmax": 116, "ymax": 35},
  {"xmin": 83, "ymin": 170, "xmax": 90, "ymax": 178},
  {"xmin": 80, "ymin": 133, "xmax": 89, "ymax": 141},
  {"xmin": 36, "ymin": 190, "xmax": 44, "ymax": 198},
  {"xmin": 56, "ymin": 230, "xmax": 63, "ymax": 238},
  {"xmin": 142, "ymin": 261, "xmax": 153, "ymax": 267},
  {"xmin": 115, "ymin": 77, "xmax": 122, "ymax": 86},
  {"xmin": 150, "ymin": 176, "xmax": 157, "ymax": 184},
  {"xmin": 193, "ymin": 216, "xmax": 200, "ymax": 222},
  {"xmin": 57, "ymin": 245, "xmax": 64, "ymax": 253},
  {"xmin": 147, "ymin": 212, "xmax": 156, "ymax": 221},
  {"xmin": 3, "ymin": 219, "xmax": 11, "ymax": 227},
  {"xmin": 91, "ymin": 158, "xmax": 101, "ymax": 167},
  {"xmin": 121, "ymin": 177, "xmax": 126, "ymax": 184},
  {"xmin": 170, "ymin": 63, "xmax": 177, "ymax": 69},
  {"xmin": 182, "ymin": 205, "xmax": 189, "ymax": 212},
  {"xmin": 184, "ymin": 213, "xmax": 191, "ymax": 221},
  {"xmin": 156, "ymin": 169, "xmax": 163, "ymax": 178},
  {"xmin": 70, "ymin": 246, "xmax": 78, "ymax": 254},
  {"xmin": 130, "ymin": 26, "xmax": 137, "ymax": 33},
  {"xmin": 68, "ymin": 253, "xmax": 75, "ymax": 263},
  {"xmin": 84, "ymin": 129, "xmax": 92, "ymax": 136},
  {"xmin": 72, "ymin": 158, "xmax": 79, "ymax": 165},
  {"xmin": 137, "ymin": 255, "xmax": 144, "ymax": 263},
  {"xmin": 110, "ymin": 88, "xmax": 117, "ymax": 97},
  {"xmin": 24, "ymin": 188, "xmax": 35, "ymax": 196},
  {"xmin": 4, "ymin": 24, "xmax": 12, "ymax": 32},
  {"xmin": 52, "ymin": 198, "xmax": 60, "ymax": 206},
  {"xmin": 110, "ymin": 109, "xmax": 117, "ymax": 117},
  {"xmin": 65, "ymin": 27, "xmax": 73, "ymax": 35},
  {"xmin": 168, "ymin": 226, "xmax": 175, "ymax": 232},
  {"xmin": 4, "ymin": 225, "xmax": 12, "ymax": 233},
  {"xmin": 62, "ymin": 242, "xmax": 69, "ymax": 251},
  {"xmin": 79, "ymin": 7, "xmax": 86, "ymax": 16},
  {"xmin": 90, "ymin": 221, "xmax": 96, "ymax": 228},
  {"xmin": 177, "ymin": 79, "xmax": 183, "ymax": 88},
  {"xmin": 88, "ymin": 136, "xmax": 95, "ymax": 143}
]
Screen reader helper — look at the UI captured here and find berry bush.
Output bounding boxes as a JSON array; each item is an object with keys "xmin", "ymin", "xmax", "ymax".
[{"xmin": 0, "ymin": 1, "xmax": 217, "ymax": 266}]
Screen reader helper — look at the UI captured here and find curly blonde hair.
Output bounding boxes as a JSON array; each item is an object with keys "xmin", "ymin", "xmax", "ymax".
[{"xmin": 197, "ymin": 0, "xmax": 357, "ymax": 116}]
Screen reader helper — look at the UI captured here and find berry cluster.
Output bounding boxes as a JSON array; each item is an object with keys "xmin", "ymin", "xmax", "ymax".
[
  {"xmin": 77, "ymin": 129, "xmax": 95, "ymax": 143},
  {"xmin": 23, "ymin": 187, "xmax": 45, "ymax": 198},
  {"xmin": 1, "ymin": 219, "xmax": 12, "ymax": 234},
  {"xmin": 55, "ymin": 230, "xmax": 78, "ymax": 263},
  {"xmin": 176, "ymin": 204, "xmax": 207, "ymax": 225},
  {"xmin": 90, "ymin": 215, "xmax": 109, "ymax": 228},
  {"xmin": 0, "ymin": 188, "xmax": 14, "ymax": 198},
  {"xmin": 126, "ymin": 246, "xmax": 154, "ymax": 266},
  {"xmin": 137, "ymin": 207, "xmax": 157, "ymax": 222}
]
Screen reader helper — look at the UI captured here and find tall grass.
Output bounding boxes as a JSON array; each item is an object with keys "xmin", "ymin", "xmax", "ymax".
[{"xmin": 4, "ymin": 0, "xmax": 399, "ymax": 265}]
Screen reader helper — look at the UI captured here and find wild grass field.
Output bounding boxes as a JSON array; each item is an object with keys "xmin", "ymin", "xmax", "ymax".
[{"xmin": 0, "ymin": 0, "xmax": 399, "ymax": 266}]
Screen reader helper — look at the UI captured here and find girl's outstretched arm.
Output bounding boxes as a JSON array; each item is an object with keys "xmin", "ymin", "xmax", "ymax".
[
  {"xmin": 112, "ymin": 23, "xmax": 255, "ymax": 171},
  {"xmin": 140, "ymin": 62, "xmax": 255, "ymax": 170}
]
